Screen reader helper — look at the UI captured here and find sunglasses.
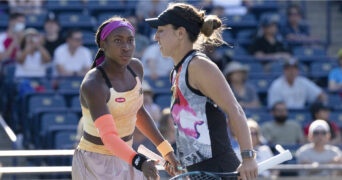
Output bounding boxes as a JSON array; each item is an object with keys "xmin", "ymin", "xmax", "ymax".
[{"xmin": 313, "ymin": 131, "xmax": 327, "ymax": 136}]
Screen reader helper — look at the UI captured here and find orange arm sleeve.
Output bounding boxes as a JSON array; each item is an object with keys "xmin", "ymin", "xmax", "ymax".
[{"xmin": 94, "ymin": 114, "xmax": 137, "ymax": 165}]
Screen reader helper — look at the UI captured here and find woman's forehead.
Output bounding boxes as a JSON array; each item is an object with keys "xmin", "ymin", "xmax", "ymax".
[{"xmin": 108, "ymin": 27, "xmax": 134, "ymax": 38}]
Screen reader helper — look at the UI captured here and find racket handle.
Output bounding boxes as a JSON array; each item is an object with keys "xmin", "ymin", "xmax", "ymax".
[{"xmin": 258, "ymin": 150, "xmax": 293, "ymax": 173}]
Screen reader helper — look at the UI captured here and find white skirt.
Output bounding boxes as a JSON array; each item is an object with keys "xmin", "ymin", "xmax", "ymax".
[{"xmin": 72, "ymin": 149, "xmax": 146, "ymax": 180}]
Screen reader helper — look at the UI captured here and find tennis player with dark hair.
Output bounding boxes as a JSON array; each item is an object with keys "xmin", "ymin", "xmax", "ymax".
[
  {"xmin": 72, "ymin": 16, "xmax": 179, "ymax": 179},
  {"xmin": 146, "ymin": 3, "xmax": 258, "ymax": 180}
]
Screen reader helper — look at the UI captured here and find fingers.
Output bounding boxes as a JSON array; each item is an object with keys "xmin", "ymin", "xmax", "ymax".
[{"xmin": 142, "ymin": 160, "xmax": 159, "ymax": 180}]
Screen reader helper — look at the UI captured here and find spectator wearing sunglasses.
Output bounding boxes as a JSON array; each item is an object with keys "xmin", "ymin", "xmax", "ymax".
[{"xmin": 296, "ymin": 119, "xmax": 342, "ymax": 176}]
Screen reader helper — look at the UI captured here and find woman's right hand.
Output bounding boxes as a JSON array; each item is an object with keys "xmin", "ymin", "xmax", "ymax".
[{"xmin": 141, "ymin": 160, "xmax": 160, "ymax": 180}]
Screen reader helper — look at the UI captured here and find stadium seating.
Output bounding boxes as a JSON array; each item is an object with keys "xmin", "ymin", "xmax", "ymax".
[
  {"xmin": 293, "ymin": 46, "xmax": 328, "ymax": 62},
  {"xmin": 35, "ymin": 111, "xmax": 79, "ymax": 148},
  {"xmin": 26, "ymin": 13, "xmax": 47, "ymax": 30},
  {"xmin": 45, "ymin": 0, "xmax": 85, "ymax": 14},
  {"xmin": 58, "ymin": 12, "xmax": 96, "ymax": 31},
  {"xmin": 154, "ymin": 93, "xmax": 172, "ymax": 110},
  {"xmin": 309, "ymin": 60, "xmax": 337, "ymax": 78},
  {"xmin": 144, "ymin": 76, "xmax": 171, "ymax": 95}
]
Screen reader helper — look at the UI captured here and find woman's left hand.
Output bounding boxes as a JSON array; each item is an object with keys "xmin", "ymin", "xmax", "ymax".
[
  {"xmin": 237, "ymin": 158, "xmax": 258, "ymax": 180},
  {"xmin": 163, "ymin": 152, "xmax": 182, "ymax": 176}
]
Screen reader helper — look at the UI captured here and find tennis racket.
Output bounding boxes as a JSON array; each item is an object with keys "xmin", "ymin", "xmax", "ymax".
[{"xmin": 138, "ymin": 144, "xmax": 293, "ymax": 180}]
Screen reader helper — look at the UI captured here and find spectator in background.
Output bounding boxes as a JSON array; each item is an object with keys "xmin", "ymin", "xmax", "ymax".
[
  {"xmin": 142, "ymin": 81, "xmax": 161, "ymax": 126},
  {"xmin": 261, "ymin": 101, "xmax": 305, "ymax": 145},
  {"xmin": 249, "ymin": 14, "xmax": 292, "ymax": 61},
  {"xmin": 126, "ymin": 16, "xmax": 150, "ymax": 59},
  {"xmin": 0, "ymin": 12, "xmax": 25, "ymax": 63},
  {"xmin": 247, "ymin": 118, "xmax": 276, "ymax": 178},
  {"xmin": 43, "ymin": 12, "xmax": 64, "ymax": 59},
  {"xmin": 303, "ymin": 103, "xmax": 341, "ymax": 145},
  {"xmin": 328, "ymin": 48, "xmax": 342, "ymax": 92},
  {"xmin": 135, "ymin": 0, "xmax": 169, "ymax": 37},
  {"xmin": 268, "ymin": 58, "xmax": 327, "ymax": 109},
  {"xmin": 281, "ymin": 4, "xmax": 318, "ymax": 46},
  {"xmin": 53, "ymin": 29, "xmax": 92, "ymax": 76},
  {"xmin": 212, "ymin": 0, "xmax": 252, "ymax": 16},
  {"xmin": 15, "ymin": 28, "xmax": 51, "ymax": 77},
  {"xmin": 224, "ymin": 61, "xmax": 260, "ymax": 109},
  {"xmin": 296, "ymin": 119, "xmax": 342, "ymax": 176},
  {"xmin": 158, "ymin": 108, "xmax": 176, "ymax": 150},
  {"xmin": 141, "ymin": 43, "xmax": 173, "ymax": 80}
]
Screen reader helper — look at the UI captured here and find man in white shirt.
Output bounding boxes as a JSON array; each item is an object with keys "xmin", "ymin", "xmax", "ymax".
[
  {"xmin": 141, "ymin": 43, "xmax": 174, "ymax": 80},
  {"xmin": 268, "ymin": 58, "xmax": 327, "ymax": 109},
  {"xmin": 53, "ymin": 29, "xmax": 92, "ymax": 76}
]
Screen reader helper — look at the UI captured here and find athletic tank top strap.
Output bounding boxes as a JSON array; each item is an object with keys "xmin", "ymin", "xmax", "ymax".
[
  {"xmin": 97, "ymin": 66, "xmax": 112, "ymax": 88},
  {"xmin": 127, "ymin": 66, "xmax": 137, "ymax": 77}
]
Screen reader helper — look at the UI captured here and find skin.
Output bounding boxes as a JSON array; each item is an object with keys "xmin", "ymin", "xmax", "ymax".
[
  {"xmin": 80, "ymin": 26, "xmax": 178, "ymax": 179},
  {"xmin": 154, "ymin": 24, "xmax": 258, "ymax": 180}
]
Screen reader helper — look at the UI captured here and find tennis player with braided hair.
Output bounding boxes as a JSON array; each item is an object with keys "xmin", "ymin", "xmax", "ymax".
[
  {"xmin": 146, "ymin": 3, "xmax": 258, "ymax": 180},
  {"xmin": 72, "ymin": 16, "xmax": 179, "ymax": 179}
]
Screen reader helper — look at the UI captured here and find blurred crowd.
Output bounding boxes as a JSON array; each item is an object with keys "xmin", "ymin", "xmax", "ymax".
[{"xmin": 0, "ymin": 0, "xmax": 342, "ymax": 177}]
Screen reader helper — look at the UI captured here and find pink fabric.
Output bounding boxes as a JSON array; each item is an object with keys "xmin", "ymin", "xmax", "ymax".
[
  {"xmin": 95, "ymin": 56, "xmax": 105, "ymax": 66},
  {"xmin": 100, "ymin": 21, "xmax": 135, "ymax": 40}
]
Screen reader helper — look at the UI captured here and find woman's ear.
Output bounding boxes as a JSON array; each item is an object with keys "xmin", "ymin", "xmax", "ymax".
[
  {"xmin": 99, "ymin": 40, "xmax": 105, "ymax": 50},
  {"xmin": 177, "ymin": 27, "xmax": 187, "ymax": 40}
]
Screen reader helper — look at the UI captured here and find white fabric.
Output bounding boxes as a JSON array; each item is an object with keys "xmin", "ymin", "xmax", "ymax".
[
  {"xmin": 141, "ymin": 43, "xmax": 174, "ymax": 77},
  {"xmin": 15, "ymin": 51, "xmax": 47, "ymax": 77},
  {"xmin": 72, "ymin": 149, "xmax": 146, "ymax": 180},
  {"xmin": 54, "ymin": 43, "xmax": 92, "ymax": 75},
  {"xmin": 268, "ymin": 76, "xmax": 322, "ymax": 109}
]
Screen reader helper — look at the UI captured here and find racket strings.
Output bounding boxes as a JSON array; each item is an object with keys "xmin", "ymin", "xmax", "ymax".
[{"xmin": 172, "ymin": 172, "xmax": 238, "ymax": 180}]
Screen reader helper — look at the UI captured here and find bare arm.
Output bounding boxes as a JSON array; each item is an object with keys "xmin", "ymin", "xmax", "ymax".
[{"xmin": 136, "ymin": 106, "xmax": 164, "ymax": 146}]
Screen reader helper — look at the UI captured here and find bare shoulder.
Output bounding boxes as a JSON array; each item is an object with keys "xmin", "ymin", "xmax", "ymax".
[
  {"xmin": 189, "ymin": 55, "xmax": 221, "ymax": 73},
  {"xmin": 129, "ymin": 58, "xmax": 144, "ymax": 78},
  {"xmin": 81, "ymin": 68, "xmax": 106, "ymax": 96}
]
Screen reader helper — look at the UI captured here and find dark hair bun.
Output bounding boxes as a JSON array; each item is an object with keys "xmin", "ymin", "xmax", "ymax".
[{"xmin": 200, "ymin": 15, "xmax": 222, "ymax": 37}]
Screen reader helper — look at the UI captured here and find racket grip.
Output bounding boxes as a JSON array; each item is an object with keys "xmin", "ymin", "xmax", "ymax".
[{"xmin": 257, "ymin": 150, "xmax": 292, "ymax": 173}]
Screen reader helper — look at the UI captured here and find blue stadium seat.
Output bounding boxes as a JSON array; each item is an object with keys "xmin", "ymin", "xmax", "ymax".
[
  {"xmin": 87, "ymin": 0, "xmax": 135, "ymax": 17},
  {"xmin": 247, "ymin": 77, "xmax": 273, "ymax": 94},
  {"xmin": 310, "ymin": 61, "xmax": 337, "ymax": 78},
  {"xmin": 37, "ymin": 112, "xmax": 79, "ymax": 148},
  {"xmin": 249, "ymin": 0, "xmax": 279, "ymax": 20},
  {"xmin": 154, "ymin": 93, "xmax": 171, "ymax": 110},
  {"xmin": 56, "ymin": 76, "xmax": 83, "ymax": 92},
  {"xmin": 245, "ymin": 108, "xmax": 272, "ymax": 125},
  {"xmin": 288, "ymin": 109, "xmax": 312, "ymax": 127},
  {"xmin": 222, "ymin": 30, "xmax": 234, "ymax": 43},
  {"xmin": 97, "ymin": 12, "xmax": 116, "ymax": 25},
  {"xmin": 328, "ymin": 93, "xmax": 342, "ymax": 110},
  {"xmin": 236, "ymin": 29, "xmax": 256, "ymax": 46},
  {"xmin": 330, "ymin": 111, "xmax": 342, "ymax": 129},
  {"xmin": 144, "ymin": 76, "xmax": 171, "ymax": 94},
  {"xmin": 58, "ymin": 13, "xmax": 96, "ymax": 31},
  {"xmin": 53, "ymin": 130, "xmax": 77, "ymax": 149},
  {"xmin": 0, "ymin": 13, "xmax": 8, "ymax": 29},
  {"xmin": 293, "ymin": 47, "xmax": 327, "ymax": 62},
  {"xmin": 26, "ymin": 13, "xmax": 47, "ymax": 30},
  {"xmin": 226, "ymin": 14, "xmax": 258, "ymax": 30},
  {"xmin": 26, "ymin": 93, "xmax": 67, "ymax": 118},
  {"xmin": 71, "ymin": 95, "xmax": 81, "ymax": 111},
  {"xmin": 269, "ymin": 61, "xmax": 308, "ymax": 77},
  {"xmin": 46, "ymin": 0, "xmax": 85, "ymax": 14},
  {"xmin": 82, "ymin": 30, "xmax": 96, "ymax": 46},
  {"xmin": 244, "ymin": 61, "xmax": 264, "ymax": 76}
]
